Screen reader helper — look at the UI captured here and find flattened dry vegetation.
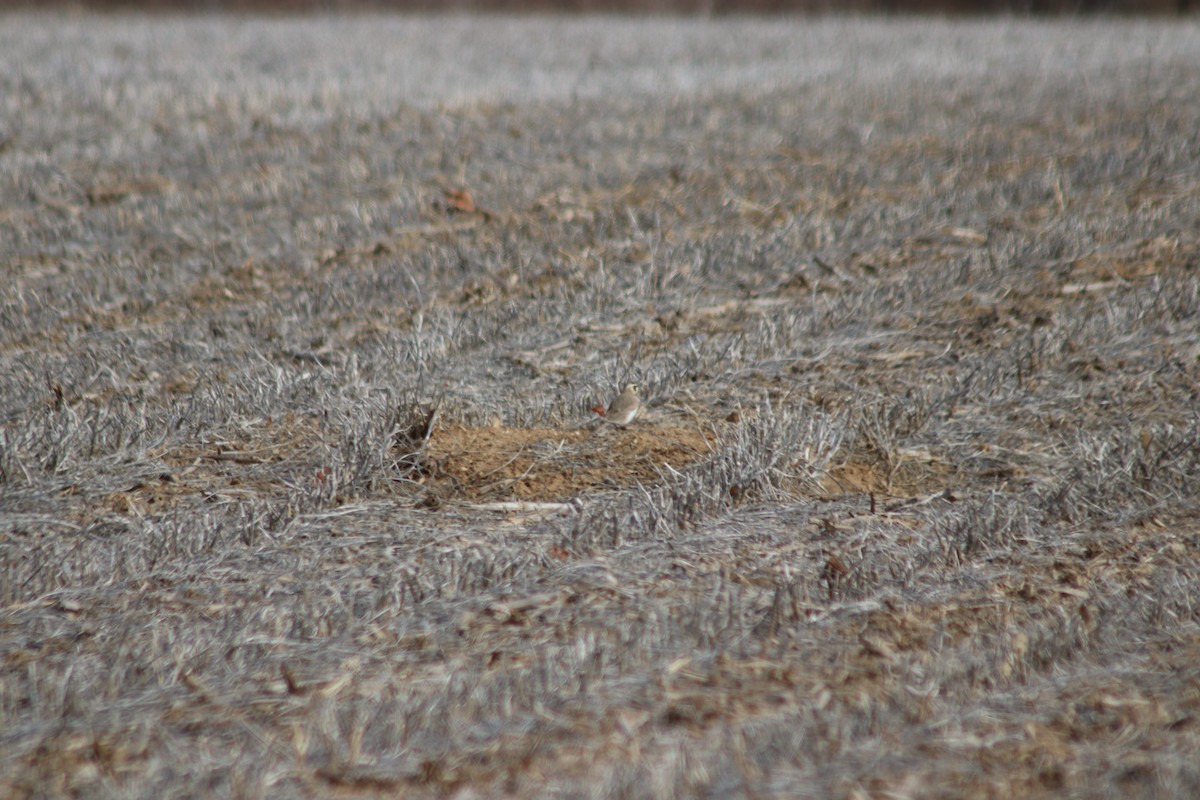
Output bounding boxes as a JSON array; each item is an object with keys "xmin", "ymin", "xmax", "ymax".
[{"xmin": 2, "ymin": 14, "xmax": 1200, "ymax": 799}]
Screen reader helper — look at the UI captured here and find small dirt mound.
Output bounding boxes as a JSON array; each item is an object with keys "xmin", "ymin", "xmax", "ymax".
[{"xmin": 415, "ymin": 422, "xmax": 713, "ymax": 503}]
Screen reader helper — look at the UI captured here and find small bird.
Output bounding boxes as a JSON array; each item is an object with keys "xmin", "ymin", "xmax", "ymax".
[{"xmin": 603, "ymin": 384, "xmax": 641, "ymax": 426}]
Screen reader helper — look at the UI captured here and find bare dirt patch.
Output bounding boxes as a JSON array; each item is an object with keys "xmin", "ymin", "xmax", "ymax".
[{"xmin": 419, "ymin": 421, "xmax": 713, "ymax": 502}]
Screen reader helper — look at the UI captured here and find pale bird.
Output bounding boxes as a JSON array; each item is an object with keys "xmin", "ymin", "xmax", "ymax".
[{"xmin": 604, "ymin": 384, "xmax": 641, "ymax": 426}]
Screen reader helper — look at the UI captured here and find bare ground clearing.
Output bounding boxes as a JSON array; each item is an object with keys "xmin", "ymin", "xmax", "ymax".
[{"xmin": 2, "ymin": 13, "xmax": 1200, "ymax": 799}]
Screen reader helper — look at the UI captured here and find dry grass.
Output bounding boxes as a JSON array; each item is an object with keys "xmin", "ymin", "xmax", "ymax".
[{"xmin": 3, "ymin": 12, "xmax": 1200, "ymax": 799}]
